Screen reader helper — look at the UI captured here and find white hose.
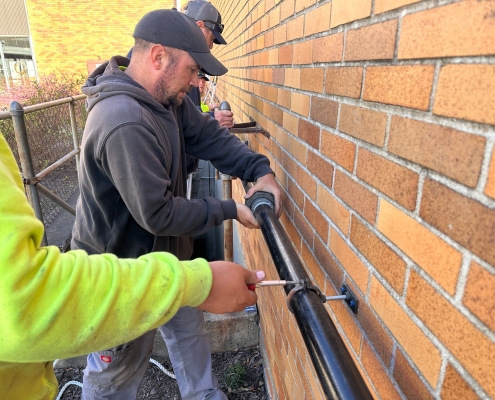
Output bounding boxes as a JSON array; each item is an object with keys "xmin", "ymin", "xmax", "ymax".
[{"xmin": 54, "ymin": 358, "xmax": 175, "ymax": 398}]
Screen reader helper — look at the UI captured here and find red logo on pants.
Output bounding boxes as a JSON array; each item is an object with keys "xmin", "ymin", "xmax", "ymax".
[{"xmin": 100, "ymin": 355, "xmax": 112, "ymax": 363}]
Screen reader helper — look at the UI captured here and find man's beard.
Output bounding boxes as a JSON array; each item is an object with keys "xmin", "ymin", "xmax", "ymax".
[{"xmin": 154, "ymin": 67, "xmax": 190, "ymax": 107}]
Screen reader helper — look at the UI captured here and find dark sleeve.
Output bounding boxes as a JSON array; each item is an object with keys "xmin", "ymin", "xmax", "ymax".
[
  {"xmin": 180, "ymin": 97, "xmax": 273, "ymax": 182},
  {"xmin": 99, "ymin": 124, "xmax": 236, "ymax": 236}
]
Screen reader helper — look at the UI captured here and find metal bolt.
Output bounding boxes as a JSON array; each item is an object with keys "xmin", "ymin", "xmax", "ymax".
[
  {"xmin": 341, "ymin": 286, "xmax": 347, "ymax": 294},
  {"xmin": 350, "ymin": 300, "xmax": 355, "ymax": 307}
]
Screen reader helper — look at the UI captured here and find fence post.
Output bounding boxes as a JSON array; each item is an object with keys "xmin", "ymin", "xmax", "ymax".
[
  {"xmin": 69, "ymin": 100, "xmax": 80, "ymax": 169},
  {"xmin": 10, "ymin": 101, "xmax": 48, "ymax": 246}
]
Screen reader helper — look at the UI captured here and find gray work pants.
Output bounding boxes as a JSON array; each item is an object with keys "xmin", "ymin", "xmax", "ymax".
[{"xmin": 81, "ymin": 306, "xmax": 227, "ymax": 400}]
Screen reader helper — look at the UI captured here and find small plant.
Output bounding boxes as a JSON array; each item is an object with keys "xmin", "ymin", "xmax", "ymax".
[{"xmin": 223, "ymin": 362, "xmax": 247, "ymax": 390}]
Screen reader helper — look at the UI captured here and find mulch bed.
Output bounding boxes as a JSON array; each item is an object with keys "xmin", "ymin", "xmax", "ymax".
[{"xmin": 55, "ymin": 346, "xmax": 268, "ymax": 399}]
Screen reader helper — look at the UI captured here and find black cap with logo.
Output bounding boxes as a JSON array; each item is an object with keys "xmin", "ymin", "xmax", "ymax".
[
  {"xmin": 184, "ymin": 1, "xmax": 227, "ymax": 45},
  {"xmin": 133, "ymin": 9, "xmax": 228, "ymax": 76}
]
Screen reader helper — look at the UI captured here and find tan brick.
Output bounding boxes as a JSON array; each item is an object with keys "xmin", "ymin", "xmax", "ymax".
[
  {"xmin": 361, "ymin": 341, "xmax": 402, "ymax": 400},
  {"xmin": 274, "ymin": 24, "xmax": 287, "ymax": 45},
  {"xmin": 329, "ymin": 228, "xmax": 370, "ymax": 292},
  {"xmin": 277, "ymin": 88, "xmax": 291, "ymax": 108},
  {"xmin": 374, "ymin": 0, "xmax": 421, "ymax": 14},
  {"xmin": 281, "ymin": 210, "xmax": 302, "ymax": 251},
  {"xmin": 284, "ymin": 68, "xmax": 300, "ymax": 88},
  {"xmin": 293, "ymin": 40, "xmax": 313, "ymax": 64},
  {"xmin": 290, "ymin": 92, "xmax": 310, "ymax": 116},
  {"xmin": 364, "ymin": 65, "xmax": 435, "ymax": 110},
  {"xmin": 302, "ymin": 241, "xmax": 326, "ymax": 289},
  {"xmin": 310, "ymin": 97, "xmax": 338, "ymax": 129},
  {"xmin": 294, "ymin": 207, "xmax": 315, "ymax": 245},
  {"xmin": 463, "ymin": 261, "xmax": 495, "ymax": 332},
  {"xmin": 265, "ymin": 103, "xmax": 284, "ymax": 125},
  {"xmin": 420, "ymin": 179, "xmax": 495, "ymax": 266},
  {"xmin": 305, "ymin": 200, "xmax": 329, "ymax": 240},
  {"xmin": 440, "ymin": 364, "xmax": 479, "ymax": 400},
  {"xmin": 295, "ymin": 0, "xmax": 316, "ymax": 13},
  {"xmin": 317, "ymin": 185, "xmax": 350, "ymax": 234},
  {"xmin": 314, "ymin": 235, "xmax": 344, "ymax": 287},
  {"xmin": 313, "ymin": 33, "xmax": 343, "ymax": 62},
  {"xmin": 298, "ymin": 119, "xmax": 320, "ymax": 149},
  {"xmin": 278, "ymin": 44, "xmax": 293, "ymax": 64},
  {"xmin": 307, "ymin": 151, "xmax": 334, "ymax": 189},
  {"xmin": 327, "ymin": 294, "xmax": 363, "ymax": 352},
  {"xmin": 288, "ymin": 179, "xmax": 304, "ymax": 211},
  {"xmin": 269, "ymin": 6, "xmax": 281, "ymax": 29},
  {"xmin": 399, "ymin": 1, "xmax": 495, "ymax": 59},
  {"xmin": 320, "ymin": 130, "xmax": 356, "ymax": 172},
  {"xmin": 378, "ymin": 199, "xmax": 462, "ymax": 295},
  {"xmin": 287, "ymin": 14, "xmax": 305, "ymax": 41},
  {"xmin": 265, "ymin": 29, "xmax": 274, "ymax": 47},
  {"xmin": 350, "ymin": 216, "xmax": 407, "ymax": 294},
  {"xmin": 388, "ymin": 117, "xmax": 486, "ymax": 188},
  {"xmin": 289, "ymin": 136, "xmax": 307, "ymax": 165},
  {"xmin": 486, "ymin": 151, "xmax": 495, "ymax": 199},
  {"xmin": 370, "ymin": 276, "xmax": 442, "ymax": 386},
  {"xmin": 331, "ymin": 0, "xmax": 372, "ymax": 28},
  {"xmin": 357, "ymin": 149, "xmax": 419, "ymax": 210},
  {"xmin": 433, "ymin": 64, "xmax": 495, "ymax": 125},
  {"xmin": 297, "ymin": 165, "xmax": 317, "ymax": 200},
  {"xmin": 325, "ymin": 67, "xmax": 363, "ymax": 98},
  {"xmin": 345, "ymin": 19, "xmax": 397, "ymax": 61},
  {"xmin": 339, "ymin": 104, "xmax": 387, "ymax": 147},
  {"xmin": 407, "ymin": 270, "xmax": 495, "ymax": 397},
  {"xmin": 393, "ymin": 349, "xmax": 435, "ymax": 400},
  {"xmin": 281, "ymin": 0, "xmax": 295, "ymax": 21},
  {"xmin": 304, "ymin": 2, "xmax": 331, "ymax": 37},
  {"xmin": 300, "ymin": 68, "xmax": 324, "ymax": 92},
  {"xmin": 283, "ymin": 111, "xmax": 299, "ymax": 136},
  {"xmin": 335, "ymin": 170, "xmax": 378, "ymax": 224}
]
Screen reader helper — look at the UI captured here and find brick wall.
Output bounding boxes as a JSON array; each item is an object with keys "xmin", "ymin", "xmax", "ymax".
[
  {"xmin": 211, "ymin": 0, "xmax": 495, "ymax": 398},
  {"xmin": 25, "ymin": 0, "xmax": 175, "ymax": 75}
]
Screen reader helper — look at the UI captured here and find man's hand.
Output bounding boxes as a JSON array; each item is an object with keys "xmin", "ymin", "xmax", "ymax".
[
  {"xmin": 208, "ymin": 102, "xmax": 220, "ymax": 111},
  {"xmin": 214, "ymin": 109, "xmax": 234, "ymax": 128},
  {"xmin": 198, "ymin": 262, "xmax": 265, "ymax": 313},
  {"xmin": 245, "ymin": 173, "xmax": 282, "ymax": 217},
  {"xmin": 235, "ymin": 203, "xmax": 260, "ymax": 229}
]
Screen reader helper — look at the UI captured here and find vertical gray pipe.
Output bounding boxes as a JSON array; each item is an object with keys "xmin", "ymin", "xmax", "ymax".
[
  {"xmin": 10, "ymin": 101, "xmax": 48, "ymax": 246},
  {"xmin": 69, "ymin": 100, "xmax": 80, "ymax": 169}
]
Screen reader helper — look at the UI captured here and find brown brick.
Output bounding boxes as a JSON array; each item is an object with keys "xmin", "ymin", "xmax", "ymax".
[
  {"xmin": 295, "ymin": 0, "xmax": 317, "ymax": 13},
  {"xmin": 364, "ymin": 65, "xmax": 435, "ymax": 110},
  {"xmin": 283, "ymin": 111, "xmax": 299, "ymax": 135},
  {"xmin": 378, "ymin": 199, "xmax": 462, "ymax": 295},
  {"xmin": 288, "ymin": 179, "xmax": 305, "ymax": 211},
  {"xmin": 289, "ymin": 136, "xmax": 307, "ymax": 165},
  {"xmin": 399, "ymin": 1, "xmax": 495, "ymax": 59},
  {"xmin": 307, "ymin": 151, "xmax": 334, "ymax": 189},
  {"xmin": 440, "ymin": 364, "xmax": 479, "ymax": 400},
  {"xmin": 314, "ymin": 235, "xmax": 344, "ymax": 291},
  {"xmin": 281, "ymin": 210, "xmax": 302, "ymax": 251},
  {"xmin": 420, "ymin": 179, "xmax": 495, "ymax": 266},
  {"xmin": 284, "ymin": 68, "xmax": 300, "ymax": 89},
  {"xmin": 293, "ymin": 40, "xmax": 313, "ymax": 64},
  {"xmin": 273, "ymin": 68, "xmax": 285, "ymax": 85},
  {"xmin": 305, "ymin": 200, "xmax": 329, "ymax": 240},
  {"xmin": 388, "ymin": 117, "xmax": 486, "ymax": 188},
  {"xmin": 350, "ymin": 216, "xmax": 406, "ymax": 294},
  {"xmin": 325, "ymin": 67, "xmax": 363, "ymax": 98},
  {"xmin": 277, "ymin": 88, "xmax": 291, "ymax": 108},
  {"xmin": 274, "ymin": 24, "xmax": 287, "ymax": 45},
  {"xmin": 331, "ymin": 0, "xmax": 372, "ymax": 28},
  {"xmin": 283, "ymin": 150, "xmax": 298, "ymax": 177},
  {"xmin": 317, "ymin": 185, "xmax": 350, "ymax": 235},
  {"xmin": 278, "ymin": 44, "xmax": 293, "ymax": 64},
  {"xmin": 302, "ymin": 241, "xmax": 326, "ymax": 290},
  {"xmin": 327, "ymin": 293, "xmax": 363, "ymax": 352},
  {"xmin": 463, "ymin": 261, "xmax": 495, "ymax": 332},
  {"xmin": 339, "ymin": 104, "xmax": 387, "ymax": 147},
  {"xmin": 287, "ymin": 14, "xmax": 304, "ymax": 41},
  {"xmin": 294, "ymin": 207, "xmax": 315, "ymax": 245},
  {"xmin": 361, "ymin": 341, "xmax": 402, "ymax": 400},
  {"xmin": 370, "ymin": 276, "xmax": 443, "ymax": 386},
  {"xmin": 297, "ymin": 165, "xmax": 317, "ymax": 200},
  {"xmin": 310, "ymin": 97, "xmax": 338, "ymax": 128},
  {"xmin": 300, "ymin": 68, "xmax": 324, "ymax": 93},
  {"xmin": 407, "ymin": 270, "xmax": 495, "ymax": 398},
  {"xmin": 374, "ymin": 0, "xmax": 421, "ymax": 14},
  {"xmin": 329, "ymin": 228, "xmax": 369, "ymax": 293},
  {"xmin": 433, "ymin": 64, "xmax": 495, "ymax": 125},
  {"xmin": 298, "ymin": 119, "xmax": 320, "ymax": 149},
  {"xmin": 486, "ymin": 152, "xmax": 495, "ymax": 199},
  {"xmin": 313, "ymin": 32, "xmax": 343, "ymax": 62},
  {"xmin": 290, "ymin": 92, "xmax": 310, "ymax": 116},
  {"xmin": 304, "ymin": 2, "xmax": 331, "ymax": 37},
  {"xmin": 357, "ymin": 148, "xmax": 419, "ymax": 210},
  {"xmin": 393, "ymin": 349, "xmax": 435, "ymax": 400},
  {"xmin": 265, "ymin": 30, "xmax": 274, "ymax": 47},
  {"xmin": 265, "ymin": 103, "xmax": 284, "ymax": 126},
  {"xmin": 281, "ymin": 0, "xmax": 295, "ymax": 21},
  {"xmin": 345, "ymin": 19, "xmax": 397, "ymax": 61},
  {"xmin": 320, "ymin": 130, "xmax": 356, "ymax": 172},
  {"xmin": 335, "ymin": 170, "xmax": 378, "ymax": 224}
]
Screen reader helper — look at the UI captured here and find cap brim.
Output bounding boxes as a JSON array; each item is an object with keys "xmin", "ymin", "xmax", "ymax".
[
  {"xmin": 190, "ymin": 51, "xmax": 228, "ymax": 76},
  {"xmin": 211, "ymin": 29, "xmax": 227, "ymax": 45}
]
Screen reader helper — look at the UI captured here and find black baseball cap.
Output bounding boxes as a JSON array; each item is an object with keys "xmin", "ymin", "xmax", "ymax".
[
  {"xmin": 184, "ymin": 1, "xmax": 227, "ymax": 45},
  {"xmin": 133, "ymin": 9, "xmax": 227, "ymax": 76}
]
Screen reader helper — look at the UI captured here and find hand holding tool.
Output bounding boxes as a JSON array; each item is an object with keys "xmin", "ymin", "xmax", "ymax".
[{"xmin": 247, "ymin": 280, "xmax": 299, "ymax": 291}]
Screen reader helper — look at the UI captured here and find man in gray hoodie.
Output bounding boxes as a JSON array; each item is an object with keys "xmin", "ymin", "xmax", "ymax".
[{"xmin": 72, "ymin": 9, "xmax": 281, "ymax": 400}]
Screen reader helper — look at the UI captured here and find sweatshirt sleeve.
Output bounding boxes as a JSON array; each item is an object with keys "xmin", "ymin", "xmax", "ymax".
[{"xmin": 0, "ymin": 136, "xmax": 212, "ymax": 363}]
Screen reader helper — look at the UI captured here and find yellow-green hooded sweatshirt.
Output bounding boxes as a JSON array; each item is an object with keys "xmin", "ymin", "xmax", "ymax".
[{"xmin": 0, "ymin": 133, "xmax": 212, "ymax": 399}]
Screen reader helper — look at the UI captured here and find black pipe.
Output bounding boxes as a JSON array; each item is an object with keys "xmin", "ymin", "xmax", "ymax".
[{"xmin": 245, "ymin": 184, "xmax": 372, "ymax": 399}]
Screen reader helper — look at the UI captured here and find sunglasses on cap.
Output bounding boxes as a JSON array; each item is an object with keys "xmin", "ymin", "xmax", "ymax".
[{"xmin": 203, "ymin": 20, "xmax": 224, "ymax": 34}]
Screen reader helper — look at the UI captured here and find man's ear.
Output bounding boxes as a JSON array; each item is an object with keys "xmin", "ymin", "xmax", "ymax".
[
  {"xmin": 149, "ymin": 44, "xmax": 165, "ymax": 70},
  {"xmin": 196, "ymin": 20, "xmax": 205, "ymax": 29}
]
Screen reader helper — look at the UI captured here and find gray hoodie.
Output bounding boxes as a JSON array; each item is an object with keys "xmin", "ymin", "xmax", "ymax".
[{"xmin": 71, "ymin": 56, "xmax": 272, "ymax": 260}]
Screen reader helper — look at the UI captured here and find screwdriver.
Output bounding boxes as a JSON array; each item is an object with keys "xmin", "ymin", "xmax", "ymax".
[{"xmin": 247, "ymin": 280, "xmax": 300, "ymax": 291}]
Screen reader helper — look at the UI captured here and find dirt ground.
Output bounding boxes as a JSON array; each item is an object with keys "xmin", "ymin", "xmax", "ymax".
[{"xmin": 55, "ymin": 346, "xmax": 268, "ymax": 399}]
